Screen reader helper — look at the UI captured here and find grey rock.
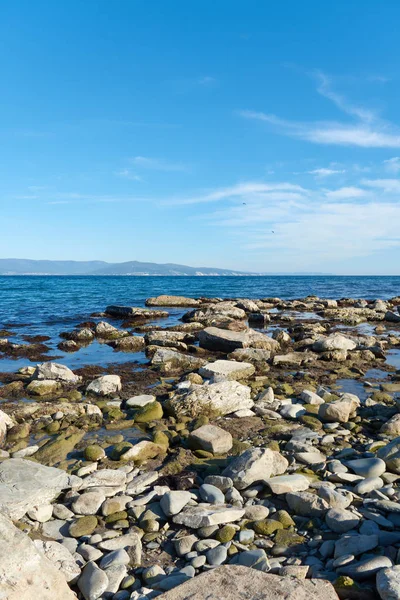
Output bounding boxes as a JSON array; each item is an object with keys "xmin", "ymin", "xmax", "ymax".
[
  {"xmin": 223, "ymin": 447, "xmax": 288, "ymax": 490},
  {"xmin": 189, "ymin": 424, "xmax": 233, "ymax": 454},
  {"xmin": 334, "ymin": 534, "xmax": 379, "ymax": 558},
  {"xmin": 173, "ymin": 505, "xmax": 245, "ymax": 528},
  {"xmin": 160, "ymin": 491, "xmax": 192, "ymax": 517},
  {"xmin": 199, "ymin": 484, "xmax": 225, "ymax": 504},
  {"xmin": 33, "ymin": 539, "xmax": 81, "ymax": 583},
  {"xmin": 206, "ymin": 545, "xmax": 227, "ymax": 565},
  {"xmin": 337, "ymin": 555, "xmax": 393, "ymax": 581},
  {"xmin": 377, "ymin": 565, "xmax": 400, "ymax": 600},
  {"xmin": 78, "ymin": 561, "xmax": 109, "ymax": 600},
  {"xmin": 325, "ymin": 508, "xmax": 360, "ymax": 533},
  {"xmin": 346, "ymin": 457, "xmax": 386, "ymax": 478}
]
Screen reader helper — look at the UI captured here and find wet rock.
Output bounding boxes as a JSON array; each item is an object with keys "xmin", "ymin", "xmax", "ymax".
[
  {"xmin": 108, "ymin": 336, "xmax": 145, "ymax": 351},
  {"xmin": 223, "ymin": 447, "xmax": 288, "ymax": 490},
  {"xmin": 146, "ymin": 295, "xmax": 200, "ymax": 307},
  {"xmin": 32, "ymin": 431, "xmax": 85, "ymax": 466}
]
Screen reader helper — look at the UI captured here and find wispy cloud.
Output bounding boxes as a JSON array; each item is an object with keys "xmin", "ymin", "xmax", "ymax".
[
  {"xmin": 131, "ymin": 156, "xmax": 189, "ymax": 172},
  {"xmin": 383, "ymin": 157, "xmax": 400, "ymax": 173},
  {"xmin": 164, "ymin": 182, "xmax": 307, "ymax": 206},
  {"xmin": 325, "ymin": 186, "xmax": 368, "ymax": 199},
  {"xmin": 362, "ymin": 178, "xmax": 400, "ymax": 193},
  {"xmin": 238, "ymin": 71, "xmax": 400, "ymax": 148},
  {"xmin": 115, "ymin": 169, "xmax": 143, "ymax": 181},
  {"xmin": 308, "ymin": 168, "xmax": 346, "ymax": 177}
]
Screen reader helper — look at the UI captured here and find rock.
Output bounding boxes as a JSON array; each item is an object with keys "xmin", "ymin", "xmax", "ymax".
[
  {"xmin": 334, "ymin": 534, "xmax": 379, "ymax": 558},
  {"xmin": 32, "ymin": 431, "xmax": 85, "ymax": 466},
  {"xmin": 160, "ymin": 491, "xmax": 192, "ymax": 516},
  {"xmin": 346, "ymin": 457, "xmax": 386, "ymax": 478},
  {"xmin": 385, "ymin": 311, "xmax": 400, "ymax": 323},
  {"xmin": 120, "ymin": 440, "xmax": 163, "ymax": 462},
  {"xmin": 151, "ymin": 348, "xmax": 206, "ymax": 373},
  {"xmin": 199, "ymin": 484, "xmax": 225, "ymax": 504},
  {"xmin": 313, "ymin": 334, "xmax": 357, "ymax": 352},
  {"xmin": 198, "ymin": 327, "xmax": 278, "ymax": 353},
  {"xmin": 378, "ymin": 437, "xmax": 400, "ymax": 474},
  {"xmin": 69, "ymin": 515, "xmax": 98, "ymax": 538},
  {"xmin": 33, "ymin": 362, "xmax": 80, "ymax": 384},
  {"xmin": 95, "ymin": 321, "xmax": 125, "ymax": 339},
  {"xmin": 228, "ymin": 348, "xmax": 272, "ymax": 363},
  {"xmin": 199, "ymin": 360, "xmax": 255, "ymax": 382},
  {"xmin": 0, "ymin": 513, "xmax": 76, "ymax": 599},
  {"xmin": 27, "ymin": 504, "xmax": 53, "ymax": 522},
  {"xmin": 146, "ymin": 295, "xmax": 200, "ymax": 307},
  {"xmin": 133, "ymin": 401, "xmax": 163, "ymax": 423},
  {"xmin": 174, "ymin": 534, "xmax": 198, "ymax": 557},
  {"xmin": 145, "ymin": 331, "xmax": 194, "ymax": 349},
  {"xmin": 156, "ymin": 565, "xmax": 340, "ymax": 600},
  {"xmin": 223, "ymin": 447, "xmax": 288, "ymax": 490},
  {"xmin": 0, "ymin": 409, "xmax": 13, "ymax": 445},
  {"xmin": 108, "ymin": 336, "xmax": 145, "ymax": 351},
  {"xmin": 78, "ymin": 561, "xmax": 109, "ymax": 600},
  {"xmin": 337, "ymin": 555, "xmax": 393, "ymax": 581},
  {"xmin": 99, "ymin": 548, "xmax": 130, "ymax": 569},
  {"xmin": 354, "ymin": 477, "xmax": 384, "ymax": 494},
  {"xmin": 173, "ymin": 505, "xmax": 245, "ymax": 528},
  {"xmin": 86, "ymin": 375, "xmax": 121, "ymax": 396},
  {"xmin": 377, "ymin": 565, "xmax": 400, "ymax": 600},
  {"xmin": 33, "ymin": 539, "xmax": 81, "ymax": 583},
  {"xmin": 105, "ymin": 305, "xmax": 169, "ymax": 318},
  {"xmin": 286, "ymin": 491, "xmax": 329, "ymax": 517},
  {"xmin": 319, "ymin": 399, "xmax": 359, "ymax": 423},
  {"xmin": 72, "ymin": 491, "xmax": 106, "ymax": 515},
  {"xmin": 189, "ymin": 424, "xmax": 233, "ymax": 454},
  {"xmin": 264, "ymin": 474, "xmax": 310, "ymax": 495},
  {"xmin": 0, "ymin": 458, "xmax": 74, "ymax": 519},
  {"xmin": 273, "ymin": 352, "xmax": 310, "ymax": 367},
  {"xmin": 300, "ymin": 390, "xmax": 325, "ymax": 405},
  {"xmin": 84, "ymin": 445, "xmax": 106, "ymax": 462},
  {"xmin": 381, "ymin": 414, "xmax": 400, "ymax": 438},
  {"xmin": 26, "ymin": 379, "xmax": 60, "ymax": 396},
  {"xmin": 80, "ymin": 469, "xmax": 126, "ymax": 489},
  {"xmin": 169, "ymin": 380, "xmax": 253, "ymax": 418},
  {"xmin": 126, "ymin": 394, "xmax": 156, "ymax": 408},
  {"xmin": 325, "ymin": 508, "xmax": 360, "ymax": 533},
  {"xmin": 98, "ymin": 532, "xmax": 142, "ymax": 565},
  {"xmin": 206, "ymin": 545, "xmax": 227, "ymax": 565}
]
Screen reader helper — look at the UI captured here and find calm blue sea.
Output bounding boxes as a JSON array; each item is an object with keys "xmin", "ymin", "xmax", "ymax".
[{"xmin": 0, "ymin": 275, "xmax": 399, "ymax": 372}]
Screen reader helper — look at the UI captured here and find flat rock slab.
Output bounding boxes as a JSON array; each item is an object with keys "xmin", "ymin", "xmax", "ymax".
[
  {"xmin": 173, "ymin": 504, "xmax": 245, "ymax": 528},
  {"xmin": 0, "ymin": 458, "xmax": 73, "ymax": 520},
  {"xmin": 199, "ymin": 359, "xmax": 255, "ymax": 381},
  {"xmin": 156, "ymin": 565, "xmax": 339, "ymax": 600},
  {"xmin": 0, "ymin": 513, "xmax": 76, "ymax": 599}
]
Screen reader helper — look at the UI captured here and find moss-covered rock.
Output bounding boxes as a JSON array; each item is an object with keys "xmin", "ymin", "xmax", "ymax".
[
  {"xmin": 46, "ymin": 421, "xmax": 61, "ymax": 434},
  {"xmin": 254, "ymin": 519, "xmax": 283, "ymax": 535},
  {"xmin": 215, "ymin": 524, "xmax": 236, "ymax": 543},
  {"xmin": 299, "ymin": 415, "xmax": 323, "ymax": 430},
  {"xmin": 274, "ymin": 529, "xmax": 305, "ymax": 547},
  {"xmin": 69, "ymin": 515, "xmax": 98, "ymax": 537},
  {"xmin": 7, "ymin": 422, "xmax": 30, "ymax": 441},
  {"xmin": 32, "ymin": 431, "xmax": 85, "ymax": 466},
  {"xmin": 134, "ymin": 401, "xmax": 163, "ymax": 423},
  {"xmin": 26, "ymin": 380, "xmax": 60, "ymax": 396},
  {"xmin": 152, "ymin": 430, "xmax": 169, "ymax": 449},
  {"xmin": 110, "ymin": 441, "xmax": 133, "ymax": 460},
  {"xmin": 192, "ymin": 415, "xmax": 209, "ymax": 430},
  {"xmin": 273, "ymin": 510, "xmax": 295, "ymax": 528},
  {"xmin": 84, "ymin": 444, "xmax": 106, "ymax": 461},
  {"xmin": 105, "ymin": 511, "xmax": 128, "ymax": 524}
]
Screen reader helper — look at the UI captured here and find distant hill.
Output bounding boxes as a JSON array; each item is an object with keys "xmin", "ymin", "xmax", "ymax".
[{"xmin": 0, "ymin": 258, "xmax": 256, "ymax": 276}]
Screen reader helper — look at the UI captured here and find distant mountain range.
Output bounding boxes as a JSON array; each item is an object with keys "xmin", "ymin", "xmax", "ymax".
[
  {"xmin": 0, "ymin": 259, "xmax": 330, "ymax": 276},
  {"xmin": 0, "ymin": 259, "xmax": 256, "ymax": 276}
]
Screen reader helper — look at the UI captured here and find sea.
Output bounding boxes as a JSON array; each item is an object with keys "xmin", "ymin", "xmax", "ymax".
[{"xmin": 0, "ymin": 275, "xmax": 399, "ymax": 373}]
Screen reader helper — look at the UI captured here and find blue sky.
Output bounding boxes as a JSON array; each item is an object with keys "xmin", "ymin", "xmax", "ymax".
[{"xmin": 1, "ymin": 1, "xmax": 400, "ymax": 274}]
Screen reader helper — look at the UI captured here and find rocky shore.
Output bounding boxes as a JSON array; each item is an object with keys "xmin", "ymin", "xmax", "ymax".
[{"xmin": 0, "ymin": 293, "xmax": 400, "ymax": 599}]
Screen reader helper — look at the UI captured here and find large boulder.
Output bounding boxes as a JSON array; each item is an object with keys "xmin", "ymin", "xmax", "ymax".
[
  {"xmin": 168, "ymin": 380, "xmax": 253, "ymax": 418},
  {"xmin": 156, "ymin": 565, "xmax": 339, "ymax": 600},
  {"xmin": 146, "ymin": 295, "xmax": 200, "ymax": 307},
  {"xmin": 313, "ymin": 334, "xmax": 357, "ymax": 352},
  {"xmin": 0, "ymin": 513, "xmax": 76, "ymax": 599},
  {"xmin": 198, "ymin": 327, "xmax": 279, "ymax": 353},
  {"xmin": 377, "ymin": 565, "xmax": 400, "ymax": 600},
  {"xmin": 223, "ymin": 448, "xmax": 288, "ymax": 490},
  {"xmin": 0, "ymin": 458, "xmax": 75, "ymax": 520},
  {"xmin": 33, "ymin": 362, "xmax": 80, "ymax": 384}
]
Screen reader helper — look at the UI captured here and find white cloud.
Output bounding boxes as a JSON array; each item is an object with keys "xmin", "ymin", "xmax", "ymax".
[
  {"xmin": 164, "ymin": 181, "xmax": 307, "ymax": 205},
  {"xmin": 325, "ymin": 186, "xmax": 368, "ymax": 199},
  {"xmin": 115, "ymin": 169, "xmax": 143, "ymax": 181},
  {"xmin": 362, "ymin": 178, "xmax": 400, "ymax": 193},
  {"xmin": 383, "ymin": 157, "xmax": 400, "ymax": 173},
  {"xmin": 308, "ymin": 168, "xmax": 345, "ymax": 177},
  {"xmin": 131, "ymin": 156, "xmax": 189, "ymax": 172},
  {"xmin": 238, "ymin": 71, "xmax": 400, "ymax": 148}
]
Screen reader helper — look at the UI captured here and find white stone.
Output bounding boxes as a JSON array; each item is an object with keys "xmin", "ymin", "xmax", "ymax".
[
  {"xmin": 72, "ymin": 491, "xmax": 106, "ymax": 515},
  {"xmin": 34, "ymin": 362, "xmax": 80, "ymax": 384},
  {"xmin": 223, "ymin": 447, "xmax": 288, "ymax": 490},
  {"xmin": 264, "ymin": 474, "xmax": 310, "ymax": 495},
  {"xmin": 199, "ymin": 360, "xmax": 255, "ymax": 382},
  {"xmin": 171, "ymin": 380, "xmax": 253, "ymax": 418},
  {"xmin": 86, "ymin": 375, "xmax": 121, "ymax": 396},
  {"xmin": 34, "ymin": 539, "xmax": 81, "ymax": 583},
  {"xmin": 189, "ymin": 424, "xmax": 233, "ymax": 454},
  {"xmin": 160, "ymin": 491, "xmax": 192, "ymax": 517},
  {"xmin": 27, "ymin": 503, "xmax": 53, "ymax": 522},
  {"xmin": 126, "ymin": 394, "xmax": 156, "ymax": 408},
  {"xmin": 173, "ymin": 504, "xmax": 245, "ymax": 528},
  {"xmin": 78, "ymin": 561, "xmax": 109, "ymax": 600},
  {"xmin": 313, "ymin": 334, "xmax": 357, "ymax": 352}
]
